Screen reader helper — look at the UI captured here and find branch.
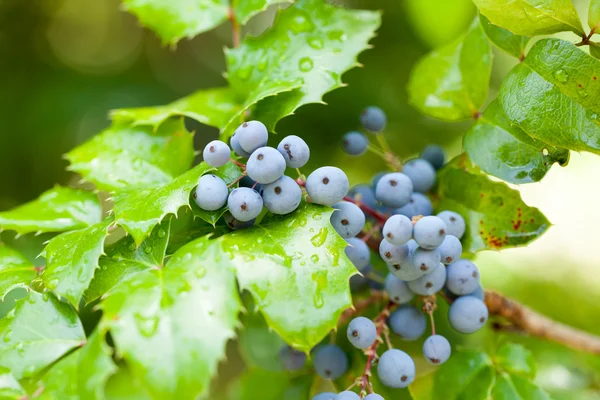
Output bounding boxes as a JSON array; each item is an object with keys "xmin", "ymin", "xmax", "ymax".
[
  {"xmin": 227, "ymin": 6, "xmax": 241, "ymax": 48},
  {"xmin": 360, "ymin": 302, "xmax": 394, "ymax": 397}
]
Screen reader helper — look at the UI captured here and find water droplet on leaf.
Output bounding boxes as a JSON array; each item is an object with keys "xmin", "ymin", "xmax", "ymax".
[
  {"xmin": 553, "ymin": 69, "xmax": 568, "ymax": 83},
  {"xmin": 310, "ymin": 228, "xmax": 328, "ymax": 247},
  {"xmin": 299, "ymin": 57, "xmax": 313, "ymax": 72},
  {"xmin": 134, "ymin": 313, "xmax": 159, "ymax": 337},
  {"xmin": 47, "ymin": 279, "xmax": 58, "ymax": 290},
  {"xmin": 308, "ymin": 37, "xmax": 324, "ymax": 50},
  {"xmin": 158, "ymin": 229, "xmax": 167, "ymax": 238}
]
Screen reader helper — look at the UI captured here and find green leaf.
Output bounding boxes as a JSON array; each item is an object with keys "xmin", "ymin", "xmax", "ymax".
[
  {"xmin": 77, "ymin": 330, "xmax": 117, "ymax": 400},
  {"xmin": 499, "ymin": 39, "xmax": 600, "ymax": 154},
  {"xmin": 104, "ymin": 367, "xmax": 151, "ymax": 400},
  {"xmin": 85, "ymin": 220, "xmax": 171, "ymax": 303},
  {"xmin": 226, "ymin": 369, "xmax": 309, "ymax": 400},
  {"xmin": 435, "ymin": 155, "xmax": 550, "ymax": 253},
  {"xmin": 494, "ymin": 343, "xmax": 536, "ymax": 378},
  {"xmin": 0, "ymin": 291, "xmax": 85, "ymax": 379},
  {"xmin": 65, "ymin": 120, "xmax": 194, "ymax": 192},
  {"xmin": 473, "ymin": 0, "xmax": 584, "ymax": 36},
  {"xmin": 591, "ymin": 42, "xmax": 600, "ymax": 59},
  {"xmin": 234, "ymin": 0, "xmax": 289, "ymax": 25},
  {"xmin": 100, "ymin": 236, "xmax": 241, "ymax": 399},
  {"xmin": 464, "ymin": 100, "xmax": 569, "ymax": 184},
  {"xmin": 41, "ymin": 218, "xmax": 113, "ymax": 306},
  {"xmin": 0, "ymin": 367, "xmax": 26, "ymax": 399},
  {"xmin": 492, "ymin": 372, "xmax": 551, "ymax": 400},
  {"xmin": 34, "ymin": 350, "xmax": 79, "ymax": 400},
  {"xmin": 226, "ymin": 0, "xmax": 381, "ymax": 131},
  {"xmin": 434, "ymin": 350, "xmax": 494, "ymax": 399},
  {"xmin": 112, "ymin": 162, "xmax": 212, "ymax": 245},
  {"xmin": 0, "ymin": 187, "xmax": 102, "ymax": 235},
  {"xmin": 479, "ymin": 14, "xmax": 530, "ymax": 59},
  {"xmin": 220, "ymin": 203, "xmax": 356, "ymax": 352},
  {"xmin": 0, "ymin": 244, "xmax": 36, "ymax": 300},
  {"xmin": 238, "ymin": 309, "xmax": 286, "ymax": 371},
  {"xmin": 591, "ymin": 0, "xmax": 600, "ymax": 30},
  {"xmin": 408, "ymin": 18, "xmax": 493, "ymax": 121},
  {"xmin": 191, "ymin": 163, "xmax": 243, "ymax": 226}
]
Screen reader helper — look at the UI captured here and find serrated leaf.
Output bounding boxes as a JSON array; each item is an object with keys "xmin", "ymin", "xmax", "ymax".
[
  {"xmin": 34, "ymin": 350, "xmax": 79, "ymax": 400},
  {"xmin": 492, "ymin": 372, "xmax": 551, "ymax": 400},
  {"xmin": 65, "ymin": 119, "xmax": 194, "ymax": 192},
  {"xmin": 226, "ymin": 0, "xmax": 381, "ymax": 131},
  {"xmin": 433, "ymin": 351, "xmax": 494, "ymax": 399},
  {"xmin": 499, "ymin": 39, "xmax": 600, "ymax": 154},
  {"xmin": 435, "ymin": 155, "xmax": 550, "ymax": 253},
  {"xmin": 0, "ymin": 244, "xmax": 36, "ymax": 300},
  {"xmin": 100, "ymin": 236, "xmax": 241, "ymax": 399},
  {"xmin": 0, "ymin": 367, "xmax": 26, "ymax": 399},
  {"xmin": 494, "ymin": 343, "xmax": 536, "ymax": 378},
  {"xmin": 0, "ymin": 187, "xmax": 102, "ymax": 235},
  {"xmin": 480, "ymin": 14, "xmax": 530, "ymax": 58},
  {"xmin": 41, "ymin": 218, "xmax": 113, "ymax": 306},
  {"xmin": 473, "ymin": 0, "xmax": 584, "ymax": 36},
  {"xmin": 191, "ymin": 163, "xmax": 242, "ymax": 226},
  {"xmin": 220, "ymin": 203, "xmax": 356, "ymax": 352},
  {"xmin": 85, "ymin": 220, "xmax": 171, "ymax": 303},
  {"xmin": 408, "ymin": 18, "xmax": 493, "ymax": 121},
  {"xmin": 77, "ymin": 330, "xmax": 117, "ymax": 400},
  {"xmin": 591, "ymin": 0, "xmax": 600, "ymax": 30},
  {"xmin": 464, "ymin": 100, "xmax": 569, "ymax": 184},
  {"xmin": 0, "ymin": 291, "xmax": 85, "ymax": 379},
  {"xmin": 112, "ymin": 162, "xmax": 212, "ymax": 245},
  {"xmin": 234, "ymin": 0, "xmax": 289, "ymax": 24}
]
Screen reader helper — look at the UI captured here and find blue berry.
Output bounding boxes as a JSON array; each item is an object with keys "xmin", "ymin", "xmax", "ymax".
[
  {"xmin": 230, "ymin": 134, "xmax": 251, "ymax": 158},
  {"xmin": 437, "ymin": 211, "xmax": 466, "ymax": 239},
  {"xmin": 235, "ymin": 120, "xmax": 268, "ymax": 153},
  {"xmin": 224, "ymin": 212, "xmax": 255, "ymax": 230},
  {"xmin": 347, "ymin": 316, "xmax": 377, "ymax": 349},
  {"xmin": 347, "ymin": 185, "xmax": 378, "ymax": 210},
  {"xmin": 335, "ymin": 392, "xmax": 360, "ymax": 400},
  {"xmin": 386, "ymin": 240, "xmax": 425, "ymax": 281},
  {"xmin": 279, "ymin": 345, "xmax": 306, "ymax": 371},
  {"xmin": 403, "ymin": 158, "xmax": 436, "ymax": 193},
  {"xmin": 312, "ymin": 345, "xmax": 348, "ymax": 380},
  {"xmin": 194, "ymin": 174, "xmax": 228, "ymax": 211},
  {"xmin": 331, "ymin": 202, "xmax": 366, "ymax": 238},
  {"xmin": 383, "ymin": 215, "xmax": 413, "ymax": 246},
  {"xmin": 438, "ymin": 235, "xmax": 462, "ymax": 265},
  {"xmin": 360, "ymin": 106, "xmax": 387, "ymax": 132},
  {"xmin": 377, "ymin": 349, "xmax": 415, "ymax": 388},
  {"xmin": 448, "ymin": 296, "xmax": 488, "ymax": 334},
  {"xmin": 379, "ymin": 240, "xmax": 410, "ymax": 265},
  {"xmin": 371, "ymin": 171, "xmax": 387, "ymax": 188},
  {"xmin": 246, "ymin": 146, "xmax": 286, "ymax": 184},
  {"xmin": 466, "ymin": 284, "xmax": 485, "ymax": 301},
  {"xmin": 407, "ymin": 263, "xmax": 446, "ymax": 295},
  {"xmin": 342, "ymin": 131, "xmax": 368, "ymax": 156},
  {"xmin": 423, "ymin": 335, "xmax": 451, "ymax": 365},
  {"xmin": 413, "ymin": 216, "xmax": 447, "ymax": 250},
  {"xmin": 364, "ymin": 395, "xmax": 384, "ymax": 400},
  {"xmin": 388, "ymin": 305, "xmax": 426, "ymax": 340},
  {"xmin": 421, "ymin": 145, "xmax": 445, "ymax": 170},
  {"xmin": 227, "ymin": 187, "xmax": 263, "ymax": 222},
  {"xmin": 412, "ymin": 247, "xmax": 441, "ymax": 274},
  {"xmin": 203, "ymin": 140, "xmax": 230, "ymax": 167},
  {"xmin": 262, "ymin": 175, "xmax": 302, "ymax": 215},
  {"xmin": 345, "ymin": 238, "xmax": 371, "ymax": 271},
  {"xmin": 393, "ymin": 193, "xmax": 433, "ymax": 219},
  {"xmin": 313, "ymin": 393, "xmax": 336, "ymax": 400},
  {"xmin": 375, "ymin": 173, "xmax": 413, "ymax": 208},
  {"xmin": 384, "ymin": 274, "xmax": 414, "ymax": 304},
  {"xmin": 306, "ymin": 166, "xmax": 349, "ymax": 206},
  {"xmin": 277, "ymin": 135, "xmax": 310, "ymax": 168},
  {"xmin": 446, "ymin": 259, "xmax": 480, "ymax": 295}
]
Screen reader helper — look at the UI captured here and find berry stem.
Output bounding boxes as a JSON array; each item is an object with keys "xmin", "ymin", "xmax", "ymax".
[
  {"xmin": 227, "ymin": 173, "xmax": 247, "ymax": 188},
  {"xmin": 429, "ymin": 312, "xmax": 436, "ymax": 336},
  {"xmin": 361, "ymin": 223, "xmax": 382, "ymax": 242},
  {"xmin": 367, "ymin": 144, "xmax": 386, "ymax": 157},
  {"xmin": 229, "ymin": 158, "xmax": 246, "ymax": 169},
  {"xmin": 343, "ymin": 196, "xmax": 388, "ymax": 224},
  {"xmin": 338, "ymin": 290, "xmax": 387, "ymax": 325}
]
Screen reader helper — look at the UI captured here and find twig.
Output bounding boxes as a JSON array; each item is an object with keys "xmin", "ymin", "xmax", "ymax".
[
  {"xmin": 575, "ymin": 26, "xmax": 597, "ymax": 46},
  {"xmin": 227, "ymin": 6, "xmax": 241, "ymax": 48}
]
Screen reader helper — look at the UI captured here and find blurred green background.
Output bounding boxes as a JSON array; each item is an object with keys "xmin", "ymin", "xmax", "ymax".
[{"xmin": 1, "ymin": 0, "xmax": 599, "ymax": 397}]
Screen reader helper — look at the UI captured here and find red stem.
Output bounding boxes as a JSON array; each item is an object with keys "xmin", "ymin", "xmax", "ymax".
[
  {"xmin": 228, "ymin": 7, "xmax": 241, "ymax": 48},
  {"xmin": 360, "ymin": 302, "xmax": 395, "ymax": 396},
  {"xmin": 343, "ymin": 196, "xmax": 388, "ymax": 224},
  {"xmin": 229, "ymin": 158, "xmax": 246, "ymax": 169}
]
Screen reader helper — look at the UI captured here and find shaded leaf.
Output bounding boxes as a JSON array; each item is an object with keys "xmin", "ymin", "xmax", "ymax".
[
  {"xmin": 77, "ymin": 330, "xmax": 117, "ymax": 400},
  {"xmin": 226, "ymin": 369, "xmax": 291, "ymax": 400},
  {"xmin": 237, "ymin": 309, "xmax": 286, "ymax": 371},
  {"xmin": 433, "ymin": 350, "xmax": 494, "ymax": 399},
  {"xmin": 480, "ymin": 14, "xmax": 530, "ymax": 59},
  {"xmin": 0, "ymin": 367, "xmax": 26, "ymax": 399},
  {"xmin": 0, "ymin": 244, "xmax": 36, "ymax": 300},
  {"xmin": 408, "ymin": 18, "xmax": 493, "ymax": 121},
  {"xmin": 435, "ymin": 155, "xmax": 550, "ymax": 253},
  {"xmin": 492, "ymin": 372, "xmax": 551, "ymax": 400},
  {"xmin": 100, "ymin": 236, "xmax": 241, "ymax": 399},
  {"xmin": 591, "ymin": 42, "xmax": 600, "ymax": 59},
  {"xmin": 65, "ymin": 120, "xmax": 194, "ymax": 192},
  {"xmin": 0, "ymin": 291, "xmax": 85, "ymax": 379},
  {"xmin": 473, "ymin": 0, "xmax": 584, "ymax": 36},
  {"xmin": 104, "ymin": 367, "xmax": 151, "ymax": 400},
  {"xmin": 464, "ymin": 100, "xmax": 569, "ymax": 184},
  {"xmin": 494, "ymin": 343, "xmax": 536, "ymax": 379},
  {"xmin": 34, "ymin": 350, "xmax": 79, "ymax": 400},
  {"xmin": 0, "ymin": 187, "xmax": 102, "ymax": 235},
  {"xmin": 234, "ymin": 0, "xmax": 289, "ymax": 24},
  {"xmin": 499, "ymin": 39, "xmax": 600, "ymax": 154},
  {"xmin": 591, "ymin": 0, "xmax": 600, "ymax": 31}
]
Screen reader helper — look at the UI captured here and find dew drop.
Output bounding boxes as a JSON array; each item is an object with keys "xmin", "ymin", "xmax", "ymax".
[
  {"xmin": 237, "ymin": 65, "xmax": 253, "ymax": 81},
  {"xmin": 102, "ymin": 265, "xmax": 108, "ymax": 271},
  {"xmin": 15, "ymin": 341, "xmax": 24, "ymax": 352},
  {"xmin": 42, "ymin": 292, "xmax": 50, "ymax": 301},
  {"xmin": 310, "ymin": 254, "xmax": 320, "ymax": 263},
  {"xmin": 308, "ymin": 37, "xmax": 324, "ymax": 50},
  {"xmin": 299, "ymin": 57, "xmax": 313, "ymax": 72},
  {"xmin": 144, "ymin": 246, "xmax": 153, "ymax": 254},
  {"xmin": 157, "ymin": 229, "xmax": 167, "ymax": 238},
  {"xmin": 290, "ymin": 13, "xmax": 313, "ymax": 34},
  {"xmin": 313, "ymin": 291, "xmax": 324, "ymax": 308},
  {"xmin": 310, "ymin": 228, "xmax": 328, "ymax": 247},
  {"xmin": 3, "ymin": 330, "xmax": 12, "ymax": 343},
  {"xmin": 134, "ymin": 313, "xmax": 159, "ymax": 337},
  {"xmin": 128, "ymin": 243, "xmax": 136, "ymax": 251},
  {"xmin": 195, "ymin": 267, "xmax": 206, "ymax": 278},
  {"xmin": 553, "ymin": 69, "xmax": 568, "ymax": 83},
  {"xmin": 47, "ymin": 279, "xmax": 59, "ymax": 290}
]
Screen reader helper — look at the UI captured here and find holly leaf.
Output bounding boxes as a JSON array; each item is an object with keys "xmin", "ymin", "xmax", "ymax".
[
  {"xmin": 0, "ymin": 187, "xmax": 102, "ymax": 235},
  {"xmin": 77, "ymin": 330, "xmax": 117, "ymax": 400},
  {"xmin": 0, "ymin": 367, "xmax": 26, "ymax": 399},
  {"xmin": 65, "ymin": 119, "xmax": 194, "ymax": 192},
  {"xmin": 499, "ymin": 39, "xmax": 600, "ymax": 154},
  {"xmin": 435, "ymin": 155, "xmax": 550, "ymax": 253},
  {"xmin": 473, "ymin": 0, "xmax": 584, "ymax": 36},
  {"xmin": 100, "ymin": 236, "xmax": 241, "ymax": 399},
  {"xmin": 433, "ymin": 351, "xmax": 494, "ymax": 399},
  {"xmin": 34, "ymin": 350, "xmax": 79, "ymax": 400},
  {"xmin": 408, "ymin": 18, "xmax": 493, "ymax": 121},
  {"xmin": 85, "ymin": 220, "xmax": 171, "ymax": 303},
  {"xmin": 234, "ymin": 0, "xmax": 290, "ymax": 25},
  {"xmin": 591, "ymin": 0, "xmax": 600, "ymax": 31},
  {"xmin": 480, "ymin": 14, "xmax": 530, "ymax": 59},
  {"xmin": 0, "ymin": 244, "xmax": 36, "ymax": 300},
  {"xmin": 220, "ymin": 202, "xmax": 356, "ymax": 352},
  {"xmin": 494, "ymin": 343, "xmax": 536, "ymax": 379},
  {"xmin": 0, "ymin": 291, "xmax": 85, "ymax": 379},
  {"xmin": 41, "ymin": 218, "xmax": 113, "ymax": 306},
  {"xmin": 464, "ymin": 100, "xmax": 569, "ymax": 184},
  {"xmin": 226, "ymin": 0, "xmax": 381, "ymax": 131},
  {"xmin": 492, "ymin": 373, "xmax": 551, "ymax": 400}
]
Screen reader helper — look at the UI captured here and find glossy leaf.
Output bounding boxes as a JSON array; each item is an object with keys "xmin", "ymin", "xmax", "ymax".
[
  {"xmin": 0, "ymin": 187, "xmax": 102, "ymax": 235},
  {"xmin": 492, "ymin": 373, "xmax": 551, "ymax": 400},
  {"xmin": 494, "ymin": 343, "xmax": 536, "ymax": 378},
  {"xmin": 434, "ymin": 351, "xmax": 494, "ymax": 399},
  {"xmin": 591, "ymin": 0, "xmax": 600, "ymax": 30},
  {"xmin": 0, "ymin": 291, "xmax": 85, "ymax": 379},
  {"xmin": 408, "ymin": 18, "xmax": 493, "ymax": 121},
  {"xmin": 66, "ymin": 120, "xmax": 194, "ymax": 192},
  {"xmin": 591, "ymin": 42, "xmax": 600, "ymax": 59},
  {"xmin": 220, "ymin": 203, "xmax": 356, "ymax": 352},
  {"xmin": 100, "ymin": 236, "xmax": 241, "ymax": 399},
  {"xmin": 226, "ymin": 0, "xmax": 381, "ymax": 131},
  {"xmin": 473, "ymin": 0, "xmax": 584, "ymax": 36},
  {"xmin": 499, "ymin": 39, "xmax": 600, "ymax": 154},
  {"xmin": 464, "ymin": 100, "xmax": 569, "ymax": 184},
  {"xmin": 0, "ymin": 367, "xmax": 26, "ymax": 399},
  {"xmin": 41, "ymin": 218, "xmax": 113, "ymax": 306},
  {"xmin": 480, "ymin": 14, "xmax": 530, "ymax": 58},
  {"xmin": 234, "ymin": 0, "xmax": 289, "ymax": 24},
  {"xmin": 436, "ymin": 155, "xmax": 550, "ymax": 253},
  {"xmin": 77, "ymin": 330, "xmax": 117, "ymax": 400},
  {"xmin": 34, "ymin": 350, "xmax": 79, "ymax": 400},
  {"xmin": 0, "ymin": 244, "xmax": 36, "ymax": 300},
  {"xmin": 112, "ymin": 162, "xmax": 212, "ymax": 245}
]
